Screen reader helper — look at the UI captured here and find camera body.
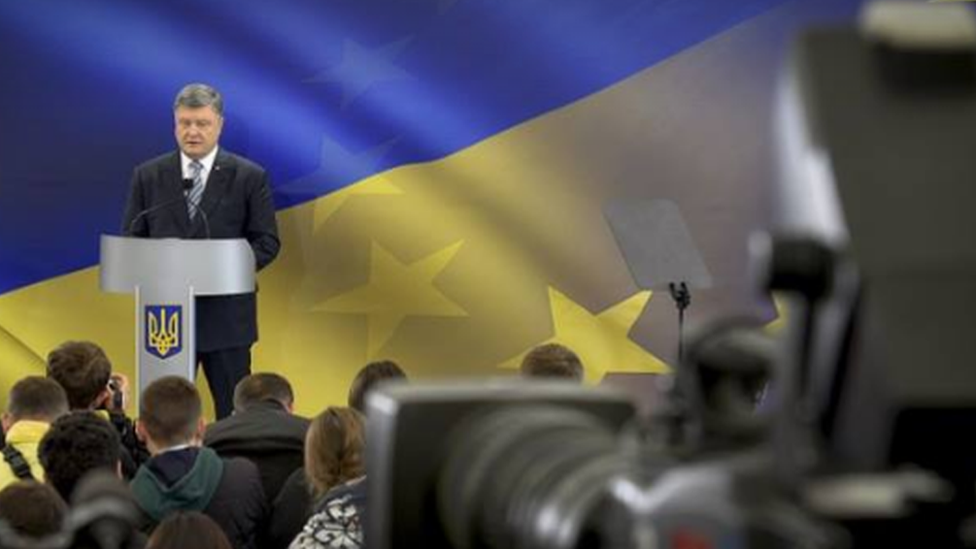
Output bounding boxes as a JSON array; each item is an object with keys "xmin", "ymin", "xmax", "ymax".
[
  {"xmin": 107, "ymin": 377, "xmax": 124, "ymax": 411},
  {"xmin": 366, "ymin": 381, "xmax": 637, "ymax": 549}
]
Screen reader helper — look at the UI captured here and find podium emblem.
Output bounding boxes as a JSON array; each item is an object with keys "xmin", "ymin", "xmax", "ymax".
[{"xmin": 145, "ymin": 305, "xmax": 183, "ymax": 359}]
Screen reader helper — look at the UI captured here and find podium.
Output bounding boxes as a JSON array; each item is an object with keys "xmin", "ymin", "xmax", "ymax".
[{"xmin": 99, "ymin": 235, "xmax": 255, "ymax": 402}]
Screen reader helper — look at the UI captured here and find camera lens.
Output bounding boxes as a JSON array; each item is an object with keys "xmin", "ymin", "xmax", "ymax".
[{"xmin": 437, "ymin": 405, "xmax": 644, "ymax": 549}]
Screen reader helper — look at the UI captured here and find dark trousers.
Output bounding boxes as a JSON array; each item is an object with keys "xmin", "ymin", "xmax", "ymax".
[{"xmin": 199, "ymin": 346, "xmax": 251, "ymax": 419}]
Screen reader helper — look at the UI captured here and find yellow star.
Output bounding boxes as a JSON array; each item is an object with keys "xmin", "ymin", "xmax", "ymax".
[
  {"xmin": 501, "ymin": 287, "xmax": 668, "ymax": 383},
  {"xmin": 313, "ymin": 176, "xmax": 402, "ymax": 230},
  {"xmin": 764, "ymin": 292, "xmax": 789, "ymax": 334},
  {"xmin": 314, "ymin": 240, "xmax": 468, "ymax": 356},
  {"xmin": 0, "ymin": 324, "xmax": 45, "ymax": 381}
]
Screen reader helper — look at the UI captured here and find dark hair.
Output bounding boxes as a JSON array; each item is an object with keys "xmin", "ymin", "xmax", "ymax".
[
  {"xmin": 46, "ymin": 341, "xmax": 112, "ymax": 410},
  {"xmin": 6, "ymin": 376, "xmax": 69, "ymax": 422},
  {"xmin": 0, "ymin": 480, "xmax": 67, "ymax": 539},
  {"xmin": 233, "ymin": 373, "xmax": 294, "ymax": 412},
  {"xmin": 146, "ymin": 511, "xmax": 232, "ymax": 549},
  {"xmin": 520, "ymin": 343, "xmax": 585, "ymax": 381},
  {"xmin": 139, "ymin": 376, "xmax": 202, "ymax": 447},
  {"xmin": 173, "ymin": 83, "xmax": 224, "ymax": 117},
  {"xmin": 305, "ymin": 407, "xmax": 365, "ymax": 501},
  {"xmin": 38, "ymin": 411, "xmax": 121, "ymax": 501},
  {"xmin": 348, "ymin": 360, "xmax": 407, "ymax": 413}
]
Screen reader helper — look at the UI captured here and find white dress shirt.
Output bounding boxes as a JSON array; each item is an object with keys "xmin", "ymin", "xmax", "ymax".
[{"xmin": 181, "ymin": 146, "xmax": 219, "ymax": 193}]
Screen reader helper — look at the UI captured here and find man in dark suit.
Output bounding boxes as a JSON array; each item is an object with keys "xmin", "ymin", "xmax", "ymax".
[{"xmin": 122, "ymin": 83, "xmax": 280, "ymax": 419}]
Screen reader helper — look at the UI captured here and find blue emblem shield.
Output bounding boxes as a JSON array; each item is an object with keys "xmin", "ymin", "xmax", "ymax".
[{"xmin": 145, "ymin": 305, "xmax": 182, "ymax": 359}]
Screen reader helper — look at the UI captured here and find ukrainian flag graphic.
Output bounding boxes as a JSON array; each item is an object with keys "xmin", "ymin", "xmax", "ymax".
[{"xmin": 0, "ymin": 0, "xmax": 861, "ymax": 415}]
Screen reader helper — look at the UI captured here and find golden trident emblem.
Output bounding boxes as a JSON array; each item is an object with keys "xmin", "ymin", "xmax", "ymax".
[{"xmin": 148, "ymin": 307, "xmax": 181, "ymax": 357}]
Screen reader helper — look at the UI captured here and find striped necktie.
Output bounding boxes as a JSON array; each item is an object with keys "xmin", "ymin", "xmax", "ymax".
[{"xmin": 187, "ymin": 160, "xmax": 204, "ymax": 220}]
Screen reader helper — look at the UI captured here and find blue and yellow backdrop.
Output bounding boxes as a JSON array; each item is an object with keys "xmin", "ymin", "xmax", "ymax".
[{"xmin": 0, "ymin": 0, "xmax": 862, "ymax": 417}]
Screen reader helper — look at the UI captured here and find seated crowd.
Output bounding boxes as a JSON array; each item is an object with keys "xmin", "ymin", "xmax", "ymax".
[{"xmin": 0, "ymin": 340, "xmax": 583, "ymax": 549}]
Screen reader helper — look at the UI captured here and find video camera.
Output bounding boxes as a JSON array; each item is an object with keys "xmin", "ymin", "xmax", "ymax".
[{"xmin": 366, "ymin": 2, "xmax": 976, "ymax": 547}]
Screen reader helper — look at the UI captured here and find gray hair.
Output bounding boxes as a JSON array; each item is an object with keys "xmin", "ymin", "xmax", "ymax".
[{"xmin": 173, "ymin": 83, "xmax": 223, "ymax": 116}]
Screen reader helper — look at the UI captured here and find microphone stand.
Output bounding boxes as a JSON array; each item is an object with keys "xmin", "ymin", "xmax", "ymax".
[{"xmin": 668, "ymin": 281, "xmax": 691, "ymax": 364}]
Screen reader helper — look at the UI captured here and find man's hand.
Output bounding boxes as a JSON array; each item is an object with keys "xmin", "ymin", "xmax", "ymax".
[{"xmin": 107, "ymin": 373, "xmax": 131, "ymax": 412}]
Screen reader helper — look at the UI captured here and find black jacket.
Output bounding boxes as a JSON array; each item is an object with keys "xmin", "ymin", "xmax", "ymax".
[
  {"xmin": 268, "ymin": 467, "xmax": 313, "ymax": 549},
  {"xmin": 122, "ymin": 149, "xmax": 280, "ymax": 351},
  {"xmin": 203, "ymin": 400, "xmax": 310, "ymax": 502},
  {"xmin": 131, "ymin": 447, "xmax": 267, "ymax": 549},
  {"xmin": 108, "ymin": 410, "xmax": 151, "ymax": 476}
]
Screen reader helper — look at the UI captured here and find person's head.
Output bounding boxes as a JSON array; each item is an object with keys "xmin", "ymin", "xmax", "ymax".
[
  {"xmin": 137, "ymin": 376, "xmax": 204, "ymax": 453},
  {"xmin": 173, "ymin": 83, "xmax": 224, "ymax": 160},
  {"xmin": 2, "ymin": 376, "xmax": 69, "ymax": 432},
  {"xmin": 146, "ymin": 511, "xmax": 232, "ymax": 549},
  {"xmin": 520, "ymin": 343, "xmax": 585, "ymax": 381},
  {"xmin": 233, "ymin": 373, "xmax": 295, "ymax": 413},
  {"xmin": 0, "ymin": 481, "xmax": 67, "ymax": 539},
  {"xmin": 38, "ymin": 411, "xmax": 121, "ymax": 501},
  {"xmin": 46, "ymin": 340, "xmax": 113, "ymax": 410},
  {"xmin": 305, "ymin": 407, "xmax": 365, "ymax": 500},
  {"xmin": 348, "ymin": 360, "xmax": 407, "ymax": 414}
]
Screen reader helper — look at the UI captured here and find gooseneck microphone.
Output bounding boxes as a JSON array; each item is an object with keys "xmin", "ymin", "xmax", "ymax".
[
  {"xmin": 125, "ymin": 179, "xmax": 194, "ymax": 236},
  {"xmin": 182, "ymin": 177, "xmax": 212, "ymax": 239}
]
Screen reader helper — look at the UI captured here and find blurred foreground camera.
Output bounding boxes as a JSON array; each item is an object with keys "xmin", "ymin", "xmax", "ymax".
[
  {"xmin": 368, "ymin": 2, "xmax": 976, "ymax": 548},
  {"xmin": 366, "ymin": 381, "xmax": 835, "ymax": 549},
  {"xmin": 366, "ymin": 382, "xmax": 639, "ymax": 549}
]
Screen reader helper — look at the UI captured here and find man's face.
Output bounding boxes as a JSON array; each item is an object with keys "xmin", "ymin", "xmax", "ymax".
[{"xmin": 174, "ymin": 105, "xmax": 223, "ymax": 160}]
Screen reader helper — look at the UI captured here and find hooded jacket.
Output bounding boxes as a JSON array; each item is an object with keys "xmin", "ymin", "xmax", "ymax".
[{"xmin": 131, "ymin": 446, "xmax": 267, "ymax": 549}]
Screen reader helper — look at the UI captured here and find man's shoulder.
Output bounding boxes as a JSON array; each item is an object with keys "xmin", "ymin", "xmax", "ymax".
[
  {"xmin": 218, "ymin": 454, "xmax": 264, "ymax": 490},
  {"xmin": 218, "ymin": 150, "xmax": 265, "ymax": 176},
  {"xmin": 135, "ymin": 151, "xmax": 178, "ymax": 170},
  {"xmin": 205, "ymin": 408, "xmax": 310, "ymax": 444}
]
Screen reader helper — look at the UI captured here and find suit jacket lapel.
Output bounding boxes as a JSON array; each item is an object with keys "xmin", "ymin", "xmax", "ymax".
[
  {"xmin": 190, "ymin": 148, "xmax": 235, "ymax": 237},
  {"xmin": 161, "ymin": 152, "xmax": 192, "ymax": 236}
]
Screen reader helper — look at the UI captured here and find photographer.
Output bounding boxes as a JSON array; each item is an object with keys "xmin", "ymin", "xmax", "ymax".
[{"xmin": 46, "ymin": 341, "xmax": 150, "ymax": 478}]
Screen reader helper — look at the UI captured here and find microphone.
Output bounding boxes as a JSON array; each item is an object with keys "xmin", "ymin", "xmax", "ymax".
[
  {"xmin": 69, "ymin": 470, "xmax": 141, "ymax": 549},
  {"xmin": 182, "ymin": 177, "xmax": 212, "ymax": 240},
  {"xmin": 125, "ymin": 179, "xmax": 194, "ymax": 236}
]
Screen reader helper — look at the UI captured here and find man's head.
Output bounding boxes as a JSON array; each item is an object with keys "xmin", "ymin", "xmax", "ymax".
[
  {"xmin": 520, "ymin": 343, "xmax": 585, "ymax": 381},
  {"xmin": 0, "ymin": 481, "xmax": 67, "ymax": 539},
  {"xmin": 46, "ymin": 341, "xmax": 112, "ymax": 410},
  {"xmin": 173, "ymin": 83, "xmax": 223, "ymax": 160},
  {"xmin": 137, "ymin": 376, "xmax": 204, "ymax": 452},
  {"xmin": 347, "ymin": 360, "xmax": 407, "ymax": 414},
  {"xmin": 232, "ymin": 373, "xmax": 295, "ymax": 413},
  {"xmin": 38, "ymin": 411, "xmax": 121, "ymax": 501},
  {"xmin": 2, "ymin": 376, "xmax": 69, "ymax": 432}
]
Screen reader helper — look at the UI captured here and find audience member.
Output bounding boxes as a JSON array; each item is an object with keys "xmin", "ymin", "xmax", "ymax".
[
  {"xmin": 131, "ymin": 376, "xmax": 266, "ymax": 549},
  {"xmin": 0, "ymin": 480, "xmax": 67, "ymax": 540},
  {"xmin": 46, "ymin": 340, "xmax": 149, "ymax": 475},
  {"xmin": 204, "ymin": 373, "xmax": 310, "ymax": 503},
  {"xmin": 38, "ymin": 411, "xmax": 122, "ymax": 501},
  {"xmin": 1, "ymin": 377, "xmax": 69, "ymax": 489},
  {"xmin": 520, "ymin": 342, "xmax": 585, "ymax": 381},
  {"xmin": 146, "ymin": 511, "xmax": 233, "ymax": 549},
  {"xmin": 287, "ymin": 407, "xmax": 367, "ymax": 549},
  {"xmin": 347, "ymin": 360, "xmax": 407, "ymax": 414}
]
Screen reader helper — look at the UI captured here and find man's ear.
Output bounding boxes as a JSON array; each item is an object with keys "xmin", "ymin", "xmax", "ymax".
[
  {"xmin": 194, "ymin": 416, "xmax": 206, "ymax": 442},
  {"xmin": 135, "ymin": 419, "xmax": 147, "ymax": 442},
  {"xmin": 1, "ymin": 412, "xmax": 13, "ymax": 433}
]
